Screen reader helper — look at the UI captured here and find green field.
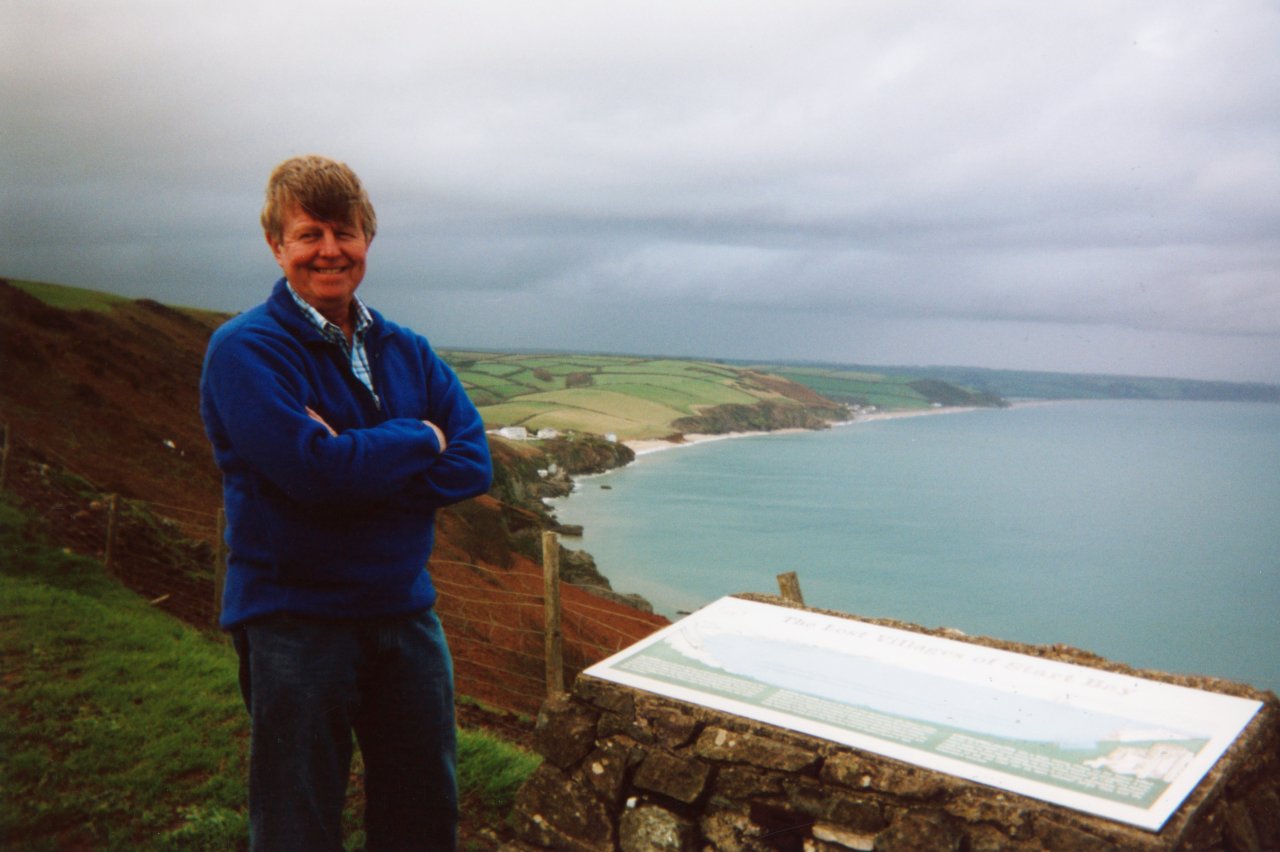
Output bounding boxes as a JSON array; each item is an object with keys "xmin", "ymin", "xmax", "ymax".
[
  {"xmin": 440, "ymin": 351, "xmax": 1012, "ymax": 439},
  {"xmin": 6, "ymin": 276, "xmax": 231, "ymax": 328},
  {"xmin": 6, "ymin": 277, "xmax": 129, "ymax": 312},
  {"xmin": 444, "ymin": 351, "xmax": 813, "ymax": 439}
]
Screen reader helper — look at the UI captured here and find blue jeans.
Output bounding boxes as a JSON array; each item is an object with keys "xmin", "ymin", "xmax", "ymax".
[{"xmin": 233, "ymin": 610, "xmax": 458, "ymax": 851}]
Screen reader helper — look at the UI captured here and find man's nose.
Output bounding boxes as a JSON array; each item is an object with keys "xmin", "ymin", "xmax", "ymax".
[{"xmin": 319, "ymin": 230, "xmax": 342, "ymax": 254}]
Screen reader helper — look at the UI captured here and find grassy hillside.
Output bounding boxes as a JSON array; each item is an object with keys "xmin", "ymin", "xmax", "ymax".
[
  {"xmin": 1, "ymin": 278, "xmax": 227, "ymax": 535},
  {"xmin": 0, "ymin": 496, "xmax": 248, "ymax": 849},
  {"xmin": 758, "ymin": 365, "xmax": 1007, "ymax": 411},
  {"xmin": 0, "ymin": 493, "xmax": 539, "ymax": 849},
  {"xmin": 4, "ymin": 278, "xmax": 131, "ymax": 312},
  {"xmin": 446, "ymin": 351, "xmax": 850, "ymax": 439}
]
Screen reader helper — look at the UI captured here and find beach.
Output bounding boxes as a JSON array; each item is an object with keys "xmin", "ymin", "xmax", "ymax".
[{"xmin": 623, "ymin": 406, "xmax": 985, "ymax": 457}]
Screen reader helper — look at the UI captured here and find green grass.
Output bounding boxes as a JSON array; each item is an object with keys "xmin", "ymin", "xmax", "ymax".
[
  {"xmin": 457, "ymin": 730, "xmax": 541, "ymax": 823},
  {"xmin": 6, "ymin": 277, "xmax": 129, "ymax": 312},
  {"xmin": 0, "ymin": 499, "xmax": 249, "ymax": 849},
  {"xmin": 0, "ymin": 495, "xmax": 539, "ymax": 849},
  {"xmin": 443, "ymin": 350, "xmax": 812, "ymax": 438},
  {"xmin": 479, "ymin": 389, "xmax": 697, "ymax": 437}
]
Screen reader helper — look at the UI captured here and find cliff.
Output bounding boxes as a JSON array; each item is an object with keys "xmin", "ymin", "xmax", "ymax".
[{"xmin": 671, "ymin": 398, "xmax": 848, "ymax": 435}]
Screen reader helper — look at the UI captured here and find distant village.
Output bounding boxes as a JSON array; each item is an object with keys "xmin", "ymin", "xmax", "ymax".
[{"xmin": 488, "ymin": 426, "xmax": 618, "ymax": 443}]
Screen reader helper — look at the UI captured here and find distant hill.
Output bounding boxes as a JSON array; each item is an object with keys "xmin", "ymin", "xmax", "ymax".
[
  {"xmin": 752, "ymin": 365, "xmax": 1008, "ymax": 410},
  {"xmin": 757, "ymin": 361, "xmax": 1280, "ymax": 404}
]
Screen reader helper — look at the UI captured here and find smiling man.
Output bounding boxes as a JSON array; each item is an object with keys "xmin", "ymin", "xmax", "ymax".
[{"xmin": 200, "ymin": 155, "xmax": 492, "ymax": 851}]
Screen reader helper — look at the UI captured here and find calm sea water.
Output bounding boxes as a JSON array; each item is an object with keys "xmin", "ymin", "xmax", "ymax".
[{"xmin": 551, "ymin": 400, "xmax": 1280, "ymax": 694}]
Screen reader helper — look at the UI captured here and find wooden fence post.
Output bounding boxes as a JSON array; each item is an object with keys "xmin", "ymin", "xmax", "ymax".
[
  {"xmin": 0, "ymin": 423, "xmax": 11, "ymax": 493},
  {"xmin": 777, "ymin": 571, "xmax": 804, "ymax": 605},
  {"xmin": 214, "ymin": 508, "xmax": 227, "ymax": 627},
  {"xmin": 103, "ymin": 494, "xmax": 120, "ymax": 575},
  {"xmin": 542, "ymin": 530, "xmax": 565, "ymax": 697}
]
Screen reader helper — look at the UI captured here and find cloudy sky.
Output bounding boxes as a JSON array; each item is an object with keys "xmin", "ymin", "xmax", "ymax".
[{"xmin": 4, "ymin": 1, "xmax": 1279, "ymax": 382}]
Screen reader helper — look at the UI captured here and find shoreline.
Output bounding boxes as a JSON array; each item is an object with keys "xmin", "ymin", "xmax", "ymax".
[{"xmin": 622, "ymin": 405, "xmax": 991, "ymax": 457}]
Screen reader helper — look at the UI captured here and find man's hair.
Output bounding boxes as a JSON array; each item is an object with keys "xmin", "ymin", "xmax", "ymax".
[{"xmin": 261, "ymin": 155, "xmax": 378, "ymax": 242}]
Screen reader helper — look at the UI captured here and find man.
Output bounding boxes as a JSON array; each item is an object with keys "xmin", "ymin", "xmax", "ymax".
[{"xmin": 200, "ymin": 154, "xmax": 492, "ymax": 850}]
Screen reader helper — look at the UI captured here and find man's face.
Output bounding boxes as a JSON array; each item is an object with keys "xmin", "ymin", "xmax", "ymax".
[{"xmin": 268, "ymin": 201, "xmax": 371, "ymax": 322}]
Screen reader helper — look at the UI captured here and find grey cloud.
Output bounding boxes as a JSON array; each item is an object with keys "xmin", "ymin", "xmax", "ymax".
[{"xmin": 3, "ymin": 0, "xmax": 1279, "ymax": 381}]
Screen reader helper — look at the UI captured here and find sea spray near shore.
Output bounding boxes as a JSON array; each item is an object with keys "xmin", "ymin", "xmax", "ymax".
[{"xmin": 551, "ymin": 399, "xmax": 1280, "ymax": 694}]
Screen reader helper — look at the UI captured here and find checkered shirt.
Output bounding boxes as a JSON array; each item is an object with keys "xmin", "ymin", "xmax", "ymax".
[{"xmin": 286, "ymin": 285, "xmax": 380, "ymax": 408}]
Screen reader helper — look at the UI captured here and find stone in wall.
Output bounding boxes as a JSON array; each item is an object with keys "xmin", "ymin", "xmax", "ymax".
[{"xmin": 510, "ymin": 597, "xmax": 1280, "ymax": 851}]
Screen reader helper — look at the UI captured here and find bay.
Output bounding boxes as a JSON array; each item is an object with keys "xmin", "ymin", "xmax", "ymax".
[{"xmin": 551, "ymin": 400, "xmax": 1280, "ymax": 694}]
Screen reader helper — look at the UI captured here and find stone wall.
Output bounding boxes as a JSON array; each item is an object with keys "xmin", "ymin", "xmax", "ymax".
[{"xmin": 509, "ymin": 596, "xmax": 1280, "ymax": 851}]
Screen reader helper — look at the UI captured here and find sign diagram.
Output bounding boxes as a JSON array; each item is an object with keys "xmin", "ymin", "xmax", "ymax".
[{"xmin": 585, "ymin": 597, "xmax": 1261, "ymax": 830}]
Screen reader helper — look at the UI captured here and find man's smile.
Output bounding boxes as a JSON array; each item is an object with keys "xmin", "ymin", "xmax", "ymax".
[{"xmin": 268, "ymin": 200, "xmax": 372, "ymax": 329}]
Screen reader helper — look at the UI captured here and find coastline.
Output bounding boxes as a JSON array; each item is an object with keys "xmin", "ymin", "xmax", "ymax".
[{"xmin": 623, "ymin": 405, "xmax": 988, "ymax": 457}]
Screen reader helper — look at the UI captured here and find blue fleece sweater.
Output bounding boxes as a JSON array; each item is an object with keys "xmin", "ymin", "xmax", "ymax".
[{"xmin": 200, "ymin": 279, "xmax": 492, "ymax": 627}]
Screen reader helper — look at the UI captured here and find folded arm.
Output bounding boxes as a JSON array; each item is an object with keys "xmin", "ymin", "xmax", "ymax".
[{"xmin": 204, "ymin": 334, "xmax": 445, "ymax": 507}]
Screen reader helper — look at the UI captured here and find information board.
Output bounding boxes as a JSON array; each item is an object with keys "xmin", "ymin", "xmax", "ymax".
[{"xmin": 584, "ymin": 597, "xmax": 1262, "ymax": 831}]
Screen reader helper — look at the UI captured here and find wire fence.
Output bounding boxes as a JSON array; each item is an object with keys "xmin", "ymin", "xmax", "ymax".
[
  {"xmin": 1, "ymin": 425, "xmax": 219, "ymax": 626},
  {"xmin": 432, "ymin": 552, "xmax": 669, "ymax": 714},
  {"xmin": 1, "ymin": 424, "xmax": 668, "ymax": 716}
]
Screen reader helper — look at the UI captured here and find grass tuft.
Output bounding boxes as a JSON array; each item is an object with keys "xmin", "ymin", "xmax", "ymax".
[{"xmin": 458, "ymin": 728, "xmax": 542, "ymax": 822}]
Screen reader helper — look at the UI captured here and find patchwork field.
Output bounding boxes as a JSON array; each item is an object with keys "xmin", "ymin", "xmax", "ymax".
[{"xmin": 443, "ymin": 351, "xmax": 830, "ymax": 439}]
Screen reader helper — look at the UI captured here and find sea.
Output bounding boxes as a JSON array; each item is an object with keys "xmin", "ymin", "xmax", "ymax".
[{"xmin": 550, "ymin": 399, "xmax": 1280, "ymax": 695}]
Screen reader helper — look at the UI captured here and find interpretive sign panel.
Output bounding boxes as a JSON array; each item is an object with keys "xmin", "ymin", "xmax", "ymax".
[{"xmin": 584, "ymin": 597, "xmax": 1262, "ymax": 831}]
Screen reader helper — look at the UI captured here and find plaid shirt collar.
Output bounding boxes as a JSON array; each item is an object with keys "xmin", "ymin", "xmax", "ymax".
[
  {"xmin": 286, "ymin": 285, "xmax": 374, "ymax": 341},
  {"xmin": 286, "ymin": 284, "xmax": 379, "ymax": 405}
]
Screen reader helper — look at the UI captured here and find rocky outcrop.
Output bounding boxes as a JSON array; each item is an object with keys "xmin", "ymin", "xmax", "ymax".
[
  {"xmin": 484, "ymin": 433, "xmax": 654, "ymax": 610},
  {"xmin": 510, "ymin": 597, "xmax": 1280, "ymax": 851},
  {"xmin": 488, "ymin": 433, "xmax": 634, "ymax": 520},
  {"xmin": 558, "ymin": 545, "xmax": 653, "ymax": 613},
  {"xmin": 671, "ymin": 399, "xmax": 847, "ymax": 436}
]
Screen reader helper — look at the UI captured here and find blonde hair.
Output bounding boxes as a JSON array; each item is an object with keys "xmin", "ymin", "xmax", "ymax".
[{"xmin": 261, "ymin": 155, "xmax": 377, "ymax": 242}]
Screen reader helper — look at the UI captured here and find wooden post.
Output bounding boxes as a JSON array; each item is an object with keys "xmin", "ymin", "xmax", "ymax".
[
  {"xmin": 214, "ymin": 508, "xmax": 227, "ymax": 627},
  {"xmin": 542, "ymin": 530, "xmax": 565, "ymax": 697},
  {"xmin": 0, "ymin": 423, "xmax": 11, "ymax": 493},
  {"xmin": 103, "ymin": 494, "xmax": 120, "ymax": 575},
  {"xmin": 777, "ymin": 571, "xmax": 804, "ymax": 605}
]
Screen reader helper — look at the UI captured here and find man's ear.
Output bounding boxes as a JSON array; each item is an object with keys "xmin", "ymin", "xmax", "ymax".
[{"xmin": 265, "ymin": 232, "xmax": 284, "ymax": 264}]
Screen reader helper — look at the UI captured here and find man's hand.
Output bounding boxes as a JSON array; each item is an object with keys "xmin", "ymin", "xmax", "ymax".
[
  {"xmin": 306, "ymin": 407, "xmax": 338, "ymax": 436},
  {"xmin": 424, "ymin": 420, "xmax": 447, "ymax": 452}
]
